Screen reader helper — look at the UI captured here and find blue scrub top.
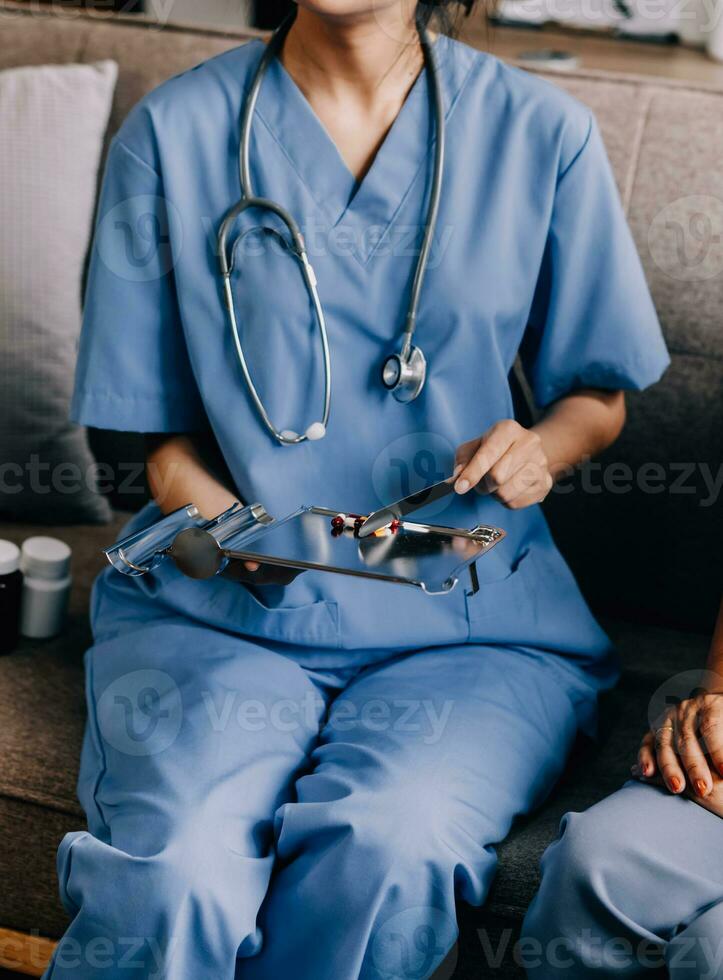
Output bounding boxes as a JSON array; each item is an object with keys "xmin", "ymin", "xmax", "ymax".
[{"xmin": 72, "ymin": 36, "xmax": 669, "ymax": 686}]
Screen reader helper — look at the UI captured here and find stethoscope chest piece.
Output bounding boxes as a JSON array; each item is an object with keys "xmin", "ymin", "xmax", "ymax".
[{"xmin": 381, "ymin": 345, "xmax": 427, "ymax": 403}]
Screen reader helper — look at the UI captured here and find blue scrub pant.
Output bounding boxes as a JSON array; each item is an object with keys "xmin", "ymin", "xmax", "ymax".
[
  {"xmin": 45, "ymin": 619, "xmax": 586, "ymax": 980},
  {"xmin": 522, "ymin": 780, "xmax": 723, "ymax": 979}
]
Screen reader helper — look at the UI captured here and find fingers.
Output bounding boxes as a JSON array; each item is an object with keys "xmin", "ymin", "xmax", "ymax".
[
  {"xmin": 655, "ymin": 718, "xmax": 686, "ymax": 794},
  {"xmin": 454, "ymin": 437, "xmax": 481, "ymax": 472},
  {"xmin": 454, "ymin": 421, "xmax": 552, "ymax": 508},
  {"xmin": 454, "ymin": 421, "xmax": 519, "ymax": 494},
  {"xmin": 688, "ymin": 787, "xmax": 723, "ymax": 819},
  {"xmin": 493, "ymin": 462, "xmax": 554, "ymax": 509},
  {"xmin": 223, "ymin": 559, "xmax": 302, "ymax": 585},
  {"xmin": 246, "ymin": 564, "xmax": 302, "ymax": 585},
  {"xmin": 676, "ymin": 697, "xmax": 714, "ymax": 797},
  {"xmin": 221, "ymin": 559, "xmax": 261, "ymax": 583},
  {"xmin": 637, "ymin": 730, "xmax": 657, "ymax": 777},
  {"xmin": 700, "ymin": 696, "xmax": 723, "ymax": 778},
  {"xmin": 633, "ymin": 696, "xmax": 723, "ymax": 798}
]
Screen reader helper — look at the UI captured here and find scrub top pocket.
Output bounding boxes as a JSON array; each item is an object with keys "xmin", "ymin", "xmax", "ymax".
[
  {"xmin": 465, "ymin": 548, "xmax": 536, "ymax": 642},
  {"xmin": 235, "ymin": 580, "xmax": 341, "ymax": 648},
  {"xmin": 128, "ymin": 568, "xmax": 342, "ymax": 648},
  {"xmin": 153, "ymin": 570, "xmax": 341, "ymax": 649}
]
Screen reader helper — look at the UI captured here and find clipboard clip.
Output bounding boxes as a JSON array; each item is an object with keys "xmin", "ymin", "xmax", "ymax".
[{"xmin": 105, "ymin": 501, "xmax": 273, "ymax": 578}]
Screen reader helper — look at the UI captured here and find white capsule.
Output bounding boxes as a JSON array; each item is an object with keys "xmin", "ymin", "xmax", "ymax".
[
  {"xmin": 305, "ymin": 422, "xmax": 327, "ymax": 441},
  {"xmin": 280, "ymin": 430, "xmax": 300, "ymax": 443}
]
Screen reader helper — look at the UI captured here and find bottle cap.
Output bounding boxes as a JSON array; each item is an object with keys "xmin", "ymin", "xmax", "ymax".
[
  {"xmin": 0, "ymin": 540, "xmax": 21, "ymax": 576},
  {"xmin": 21, "ymin": 537, "xmax": 71, "ymax": 581}
]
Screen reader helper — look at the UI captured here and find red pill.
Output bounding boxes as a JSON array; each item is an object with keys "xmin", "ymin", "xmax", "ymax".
[{"xmin": 331, "ymin": 514, "xmax": 345, "ymax": 529}]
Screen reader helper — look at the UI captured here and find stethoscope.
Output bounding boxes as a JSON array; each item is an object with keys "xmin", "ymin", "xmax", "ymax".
[{"xmin": 217, "ymin": 14, "xmax": 446, "ymax": 446}]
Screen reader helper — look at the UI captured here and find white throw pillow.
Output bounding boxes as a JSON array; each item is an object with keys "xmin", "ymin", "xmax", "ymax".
[{"xmin": 0, "ymin": 60, "xmax": 118, "ymax": 523}]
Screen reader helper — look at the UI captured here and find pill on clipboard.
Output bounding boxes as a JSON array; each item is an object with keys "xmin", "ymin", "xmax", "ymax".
[
  {"xmin": 330, "ymin": 513, "xmax": 369, "ymax": 534},
  {"xmin": 329, "ymin": 514, "xmax": 401, "ymax": 538}
]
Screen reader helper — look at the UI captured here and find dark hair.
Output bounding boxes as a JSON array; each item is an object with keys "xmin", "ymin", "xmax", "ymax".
[{"xmin": 416, "ymin": 0, "xmax": 478, "ymax": 33}]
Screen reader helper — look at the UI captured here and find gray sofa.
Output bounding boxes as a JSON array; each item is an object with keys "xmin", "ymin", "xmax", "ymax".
[{"xmin": 0, "ymin": 4, "xmax": 720, "ymax": 977}]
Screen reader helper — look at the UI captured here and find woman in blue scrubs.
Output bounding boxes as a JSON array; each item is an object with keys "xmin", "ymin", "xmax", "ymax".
[
  {"xmin": 522, "ymin": 599, "xmax": 723, "ymax": 978},
  {"xmin": 49, "ymin": 1, "xmax": 669, "ymax": 977}
]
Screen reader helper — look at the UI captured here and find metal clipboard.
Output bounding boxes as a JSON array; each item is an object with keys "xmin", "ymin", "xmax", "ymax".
[{"xmin": 106, "ymin": 502, "xmax": 505, "ymax": 596}]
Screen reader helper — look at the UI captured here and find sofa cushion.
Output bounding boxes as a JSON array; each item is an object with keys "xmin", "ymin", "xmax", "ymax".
[
  {"xmin": 0, "ymin": 9, "xmax": 253, "ymax": 518},
  {"xmin": 0, "ymin": 8, "xmax": 252, "ymax": 146},
  {"xmin": 0, "ymin": 60, "xmax": 118, "ymax": 525}
]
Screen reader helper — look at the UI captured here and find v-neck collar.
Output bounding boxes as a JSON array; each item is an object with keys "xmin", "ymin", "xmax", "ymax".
[{"xmin": 251, "ymin": 35, "xmax": 477, "ymax": 264}]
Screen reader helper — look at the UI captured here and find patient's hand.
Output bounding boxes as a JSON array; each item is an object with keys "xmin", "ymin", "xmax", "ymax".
[
  {"xmin": 632, "ymin": 690, "xmax": 723, "ymax": 812},
  {"xmin": 692, "ymin": 773, "xmax": 723, "ymax": 818},
  {"xmin": 631, "ymin": 770, "xmax": 723, "ymax": 819}
]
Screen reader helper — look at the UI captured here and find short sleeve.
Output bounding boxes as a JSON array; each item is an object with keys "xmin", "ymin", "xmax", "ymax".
[
  {"xmin": 520, "ymin": 115, "xmax": 670, "ymax": 409},
  {"xmin": 71, "ymin": 137, "xmax": 207, "ymax": 432}
]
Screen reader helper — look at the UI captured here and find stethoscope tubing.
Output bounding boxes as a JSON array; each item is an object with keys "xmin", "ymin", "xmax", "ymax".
[
  {"xmin": 218, "ymin": 195, "xmax": 332, "ymax": 446},
  {"xmin": 218, "ymin": 11, "xmax": 444, "ymax": 444},
  {"xmin": 402, "ymin": 26, "xmax": 446, "ymax": 357},
  {"xmin": 238, "ymin": 16, "xmax": 294, "ymax": 199}
]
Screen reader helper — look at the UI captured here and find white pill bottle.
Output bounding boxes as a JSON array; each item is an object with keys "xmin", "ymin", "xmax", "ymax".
[{"xmin": 19, "ymin": 537, "xmax": 72, "ymax": 640}]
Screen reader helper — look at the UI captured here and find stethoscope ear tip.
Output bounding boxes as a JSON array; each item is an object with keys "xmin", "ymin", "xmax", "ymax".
[
  {"xmin": 305, "ymin": 422, "xmax": 327, "ymax": 441},
  {"xmin": 278, "ymin": 422, "xmax": 326, "ymax": 445}
]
